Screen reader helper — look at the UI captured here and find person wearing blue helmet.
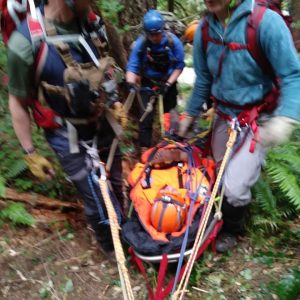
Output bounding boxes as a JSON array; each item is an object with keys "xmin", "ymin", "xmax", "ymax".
[
  {"xmin": 126, "ymin": 9, "xmax": 185, "ymax": 153},
  {"xmin": 179, "ymin": 0, "xmax": 300, "ymax": 252}
]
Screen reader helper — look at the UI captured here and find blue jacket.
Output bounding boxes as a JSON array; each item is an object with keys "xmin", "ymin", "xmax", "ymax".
[
  {"xmin": 186, "ymin": 0, "xmax": 300, "ymax": 121},
  {"xmin": 126, "ymin": 32, "xmax": 185, "ymax": 81}
]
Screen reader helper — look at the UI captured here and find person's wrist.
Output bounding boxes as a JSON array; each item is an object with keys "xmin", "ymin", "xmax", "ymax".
[{"xmin": 23, "ymin": 146, "xmax": 36, "ymax": 155}]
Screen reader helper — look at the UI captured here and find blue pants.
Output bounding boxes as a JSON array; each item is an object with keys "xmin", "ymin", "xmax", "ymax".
[{"xmin": 44, "ymin": 125, "xmax": 123, "ymax": 250}]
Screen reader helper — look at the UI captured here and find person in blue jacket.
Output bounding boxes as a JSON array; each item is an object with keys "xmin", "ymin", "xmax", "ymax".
[
  {"xmin": 126, "ymin": 9, "xmax": 185, "ymax": 153},
  {"xmin": 179, "ymin": 0, "xmax": 300, "ymax": 251}
]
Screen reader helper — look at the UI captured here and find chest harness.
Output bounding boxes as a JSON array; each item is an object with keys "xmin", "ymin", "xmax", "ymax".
[
  {"xmin": 202, "ymin": 4, "xmax": 279, "ymax": 152},
  {"xmin": 26, "ymin": 9, "xmax": 124, "ymax": 153}
]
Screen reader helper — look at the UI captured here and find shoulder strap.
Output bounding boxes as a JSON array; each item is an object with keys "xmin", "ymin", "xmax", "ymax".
[
  {"xmin": 247, "ymin": 3, "xmax": 276, "ymax": 82},
  {"xmin": 27, "ymin": 15, "xmax": 48, "ymax": 84},
  {"xmin": 166, "ymin": 31, "xmax": 174, "ymax": 49},
  {"xmin": 201, "ymin": 18, "xmax": 209, "ymax": 54}
]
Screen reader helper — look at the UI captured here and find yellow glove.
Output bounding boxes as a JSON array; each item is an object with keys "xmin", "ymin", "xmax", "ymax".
[
  {"xmin": 178, "ymin": 113, "xmax": 195, "ymax": 137},
  {"xmin": 24, "ymin": 152, "xmax": 55, "ymax": 181},
  {"xmin": 202, "ymin": 107, "xmax": 215, "ymax": 123},
  {"xmin": 112, "ymin": 101, "xmax": 128, "ymax": 129}
]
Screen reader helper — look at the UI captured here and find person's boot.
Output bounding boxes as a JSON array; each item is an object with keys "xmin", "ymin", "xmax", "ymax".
[
  {"xmin": 216, "ymin": 199, "xmax": 249, "ymax": 253},
  {"xmin": 87, "ymin": 215, "xmax": 116, "ymax": 262}
]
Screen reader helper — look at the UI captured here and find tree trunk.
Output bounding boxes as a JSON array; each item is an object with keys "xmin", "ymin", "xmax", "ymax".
[
  {"xmin": 168, "ymin": 0, "xmax": 175, "ymax": 12},
  {"xmin": 291, "ymin": 0, "xmax": 300, "ymax": 51},
  {"xmin": 118, "ymin": 0, "xmax": 156, "ymax": 53}
]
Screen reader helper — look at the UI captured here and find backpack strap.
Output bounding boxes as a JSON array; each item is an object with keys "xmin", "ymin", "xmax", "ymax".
[
  {"xmin": 201, "ymin": 18, "xmax": 223, "ymax": 54},
  {"xmin": 27, "ymin": 15, "xmax": 48, "ymax": 84},
  {"xmin": 247, "ymin": 3, "xmax": 276, "ymax": 83},
  {"xmin": 166, "ymin": 31, "xmax": 174, "ymax": 49}
]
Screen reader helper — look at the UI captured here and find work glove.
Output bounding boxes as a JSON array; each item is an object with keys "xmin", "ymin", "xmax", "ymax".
[
  {"xmin": 24, "ymin": 152, "xmax": 55, "ymax": 181},
  {"xmin": 178, "ymin": 113, "xmax": 195, "ymax": 137},
  {"xmin": 202, "ymin": 107, "xmax": 215, "ymax": 123},
  {"xmin": 259, "ymin": 116, "xmax": 298, "ymax": 148},
  {"xmin": 111, "ymin": 101, "xmax": 128, "ymax": 129}
]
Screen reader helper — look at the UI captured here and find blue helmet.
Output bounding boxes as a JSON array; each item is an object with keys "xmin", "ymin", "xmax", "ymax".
[{"xmin": 143, "ymin": 10, "xmax": 164, "ymax": 33}]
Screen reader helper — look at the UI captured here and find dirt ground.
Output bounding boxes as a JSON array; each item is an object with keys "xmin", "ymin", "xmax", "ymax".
[{"xmin": 0, "ymin": 207, "xmax": 299, "ymax": 300}]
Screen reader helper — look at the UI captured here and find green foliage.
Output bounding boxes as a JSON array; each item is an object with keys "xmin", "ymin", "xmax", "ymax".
[
  {"xmin": 251, "ymin": 126, "xmax": 300, "ymax": 234},
  {"xmin": 269, "ymin": 267, "xmax": 300, "ymax": 300},
  {"xmin": 0, "ymin": 176, "xmax": 5, "ymax": 197},
  {"xmin": 60, "ymin": 278, "xmax": 74, "ymax": 293},
  {"xmin": 157, "ymin": 0, "xmax": 206, "ymax": 22},
  {"xmin": 97, "ymin": 0, "xmax": 124, "ymax": 25},
  {"xmin": 0, "ymin": 202, "xmax": 36, "ymax": 226}
]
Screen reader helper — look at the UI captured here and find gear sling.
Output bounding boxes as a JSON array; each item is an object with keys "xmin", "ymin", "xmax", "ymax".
[{"xmin": 201, "ymin": 0, "xmax": 293, "ymax": 152}]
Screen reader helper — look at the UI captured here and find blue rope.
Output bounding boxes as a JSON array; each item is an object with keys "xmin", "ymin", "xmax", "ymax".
[
  {"xmin": 91, "ymin": 171, "xmax": 122, "ymax": 225},
  {"xmin": 88, "ymin": 172, "xmax": 109, "ymax": 225},
  {"xmin": 171, "ymin": 144, "xmax": 207, "ymax": 296}
]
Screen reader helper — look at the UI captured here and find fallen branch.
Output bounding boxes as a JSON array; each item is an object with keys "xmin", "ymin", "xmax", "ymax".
[{"xmin": 2, "ymin": 188, "xmax": 83, "ymax": 210}]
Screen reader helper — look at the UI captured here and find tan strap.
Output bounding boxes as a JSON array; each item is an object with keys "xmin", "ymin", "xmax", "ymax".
[
  {"xmin": 40, "ymin": 81, "xmax": 65, "ymax": 97},
  {"xmin": 105, "ymin": 109, "xmax": 123, "ymax": 139}
]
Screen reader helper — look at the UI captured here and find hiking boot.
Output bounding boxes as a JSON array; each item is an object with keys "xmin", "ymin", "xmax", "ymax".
[
  {"xmin": 98, "ymin": 243, "xmax": 117, "ymax": 264},
  {"xmin": 215, "ymin": 232, "xmax": 238, "ymax": 253}
]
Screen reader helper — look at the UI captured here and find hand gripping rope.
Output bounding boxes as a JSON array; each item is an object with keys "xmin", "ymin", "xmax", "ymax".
[{"xmin": 172, "ymin": 119, "xmax": 239, "ymax": 300}]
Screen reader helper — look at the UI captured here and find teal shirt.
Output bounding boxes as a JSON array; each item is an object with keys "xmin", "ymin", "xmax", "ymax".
[{"xmin": 186, "ymin": 0, "xmax": 300, "ymax": 121}]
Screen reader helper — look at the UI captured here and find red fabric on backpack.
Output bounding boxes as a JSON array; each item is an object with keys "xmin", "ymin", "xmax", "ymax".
[
  {"xmin": 30, "ymin": 100, "xmax": 62, "ymax": 129},
  {"xmin": 0, "ymin": 0, "xmax": 29, "ymax": 45}
]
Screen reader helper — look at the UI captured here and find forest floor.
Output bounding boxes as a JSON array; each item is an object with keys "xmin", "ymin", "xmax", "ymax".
[{"xmin": 0, "ymin": 201, "xmax": 299, "ymax": 300}]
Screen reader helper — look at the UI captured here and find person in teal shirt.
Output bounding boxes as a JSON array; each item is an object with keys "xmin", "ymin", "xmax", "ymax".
[{"xmin": 179, "ymin": 0, "xmax": 300, "ymax": 252}]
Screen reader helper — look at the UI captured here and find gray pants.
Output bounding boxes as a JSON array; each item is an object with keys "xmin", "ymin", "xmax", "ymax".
[{"xmin": 211, "ymin": 116, "xmax": 266, "ymax": 207}]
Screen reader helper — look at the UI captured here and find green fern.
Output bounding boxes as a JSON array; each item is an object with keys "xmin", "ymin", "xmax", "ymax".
[
  {"xmin": 0, "ymin": 202, "xmax": 36, "ymax": 226},
  {"xmin": 6, "ymin": 159, "xmax": 27, "ymax": 179},
  {"xmin": 269, "ymin": 267, "xmax": 300, "ymax": 300},
  {"xmin": 267, "ymin": 164, "xmax": 300, "ymax": 211},
  {"xmin": 253, "ymin": 177, "xmax": 278, "ymax": 214},
  {"xmin": 251, "ymin": 214, "xmax": 280, "ymax": 232},
  {"xmin": 0, "ymin": 176, "xmax": 5, "ymax": 197}
]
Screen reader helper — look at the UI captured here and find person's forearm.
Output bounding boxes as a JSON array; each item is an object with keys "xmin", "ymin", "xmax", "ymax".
[
  {"xmin": 125, "ymin": 71, "xmax": 141, "ymax": 85},
  {"xmin": 167, "ymin": 69, "xmax": 183, "ymax": 85},
  {"xmin": 9, "ymin": 94, "xmax": 33, "ymax": 151}
]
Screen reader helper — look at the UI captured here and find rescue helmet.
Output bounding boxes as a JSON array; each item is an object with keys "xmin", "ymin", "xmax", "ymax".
[
  {"xmin": 143, "ymin": 10, "xmax": 164, "ymax": 33},
  {"xmin": 183, "ymin": 20, "xmax": 199, "ymax": 44},
  {"xmin": 150, "ymin": 188, "xmax": 187, "ymax": 234}
]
